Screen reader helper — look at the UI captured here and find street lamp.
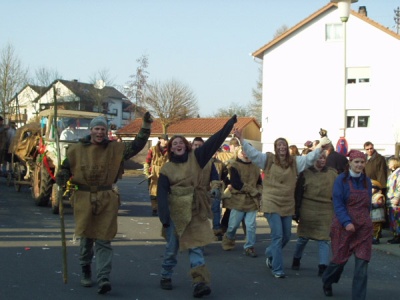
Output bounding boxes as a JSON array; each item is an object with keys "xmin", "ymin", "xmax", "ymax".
[{"xmin": 331, "ymin": 0, "xmax": 358, "ymax": 138}]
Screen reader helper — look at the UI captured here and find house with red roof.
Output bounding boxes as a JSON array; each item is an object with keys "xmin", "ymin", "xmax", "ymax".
[{"xmin": 117, "ymin": 116, "xmax": 261, "ymax": 150}]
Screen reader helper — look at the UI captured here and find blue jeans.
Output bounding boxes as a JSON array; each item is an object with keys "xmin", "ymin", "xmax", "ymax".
[
  {"xmin": 161, "ymin": 221, "xmax": 205, "ymax": 279},
  {"xmin": 322, "ymin": 256, "xmax": 368, "ymax": 300},
  {"xmin": 294, "ymin": 236, "xmax": 330, "ymax": 265},
  {"xmin": 211, "ymin": 197, "xmax": 221, "ymax": 230},
  {"xmin": 265, "ymin": 213, "xmax": 292, "ymax": 275},
  {"xmin": 226, "ymin": 209, "xmax": 257, "ymax": 249},
  {"xmin": 80, "ymin": 238, "xmax": 113, "ymax": 283}
]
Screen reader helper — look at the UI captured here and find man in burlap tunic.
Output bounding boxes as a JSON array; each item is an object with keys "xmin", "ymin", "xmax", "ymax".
[
  {"xmin": 157, "ymin": 115, "xmax": 237, "ymax": 298},
  {"xmin": 56, "ymin": 113, "xmax": 152, "ymax": 294}
]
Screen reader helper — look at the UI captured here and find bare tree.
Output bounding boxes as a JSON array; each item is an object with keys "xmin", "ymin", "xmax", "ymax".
[
  {"xmin": 0, "ymin": 43, "xmax": 28, "ymax": 117},
  {"xmin": 89, "ymin": 68, "xmax": 116, "ymax": 86},
  {"xmin": 248, "ymin": 66, "xmax": 262, "ymax": 123},
  {"xmin": 33, "ymin": 66, "xmax": 63, "ymax": 87},
  {"xmin": 273, "ymin": 25, "xmax": 289, "ymax": 38},
  {"xmin": 144, "ymin": 79, "xmax": 199, "ymax": 133},
  {"xmin": 213, "ymin": 102, "xmax": 249, "ymax": 118},
  {"xmin": 125, "ymin": 55, "xmax": 149, "ymax": 119},
  {"xmin": 89, "ymin": 68, "xmax": 116, "ymax": 113}
]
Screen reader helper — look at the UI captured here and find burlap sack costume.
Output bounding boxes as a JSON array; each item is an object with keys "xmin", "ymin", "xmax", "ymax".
[
  {"xmin": 160, "ymin": 151, "xmax": 214, "ymax": 251},
  {"xmin": 68, "ymin": 141, "xmax": 124, "ymax": 240}
]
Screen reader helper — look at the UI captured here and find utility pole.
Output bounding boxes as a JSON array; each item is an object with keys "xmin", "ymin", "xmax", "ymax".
[{"xmin": 395, "ymin": 7, "xmax": 400, "ymax": 34}]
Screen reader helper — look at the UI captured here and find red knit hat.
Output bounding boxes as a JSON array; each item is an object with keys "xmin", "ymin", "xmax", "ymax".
[{"xmin": 347, "ymin": 150, "xmax": 365, "ymax": 161}]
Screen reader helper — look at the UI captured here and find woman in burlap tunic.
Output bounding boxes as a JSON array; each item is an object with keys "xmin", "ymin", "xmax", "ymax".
[
  {"xmin": 233, "ymin": 128, "xmax": 331, "ymax": 278},
  {"xmin": 291, "ymin": 151, "xmax": 337, "ymax": 276},
  {"xmin": 57, "ymin": 113, "xmax": 152, "ymax": 294},
  {"xmin": 157, "ymin": 115, "xmax": 237, "ymax": 298},
  {"xmin": 322, "ymin": 150, "xmax": 372, "ymax": 299}
]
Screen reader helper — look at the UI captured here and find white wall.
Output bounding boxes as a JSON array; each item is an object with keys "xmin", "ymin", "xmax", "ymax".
[{"xmin": 260, "ymin": 10, "xmax": 400, "ymax": 155}]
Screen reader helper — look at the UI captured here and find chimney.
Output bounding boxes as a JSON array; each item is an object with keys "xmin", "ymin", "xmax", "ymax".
[{"xmin": 358, "ymin": 6, "xmax": 367, "ymax": 17}]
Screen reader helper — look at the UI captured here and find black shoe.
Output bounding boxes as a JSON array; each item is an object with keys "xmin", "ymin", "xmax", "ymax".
[
  {"xmin": 152, "ymin": 209, "xmax": 158, "ymax": 216},
  {"xmin": 80, "ymin": 265, "xmax": 92, "ymax": 287},
  {"xmin": 193, "ymin": 282, "xmax": 211, "ymax": 298},
  {"xmin": 318, "ymin": 264, "xmax": 327, "ymax": 277},
  {"xmin": 160, "ymin": 278, "xmax": 172, "ymax": 290},
  {"xmin": 323, "ymin": 284, "xmax": 333, "ymax": 297},
  {"xmin": 372, "ymin": 238, "xmax": 380, "ymax": 245},
  {"xmin": 97, "ymin": 279, "xmax": 112, "ymax": 294},
  {"xmin": 387, "ymin": 237, "xmax": 400, "ymax": 244},
  {"xmin": 292, "ymin": 257, "xmax": 301, "ymax": 270}
]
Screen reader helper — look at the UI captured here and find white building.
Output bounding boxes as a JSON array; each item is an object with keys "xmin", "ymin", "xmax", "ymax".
[
  {"xmin": 252, "ymin": 3, "xmax": 400, "ymax": 155},
  {"xmin": 10, "ymin": 79, "xmax": 133, "ymax": 128}
]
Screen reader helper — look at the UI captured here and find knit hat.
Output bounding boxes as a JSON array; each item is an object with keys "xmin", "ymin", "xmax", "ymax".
[
  {"xmin": 371, "ymin": 179, "xmax": 382, "ymax": 190},
  {"xmin": 347, "ymin": 150, "xmax": 365, "ymax": 161},
  {"xmin": 90, "ymin": 116, "xmax": 107, "ymax": 129}
]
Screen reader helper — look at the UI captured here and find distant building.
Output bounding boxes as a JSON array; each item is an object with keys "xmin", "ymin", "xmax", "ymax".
[{"xmin": 9, "ymin": 79, "xmax": 136, "ymax": 128}]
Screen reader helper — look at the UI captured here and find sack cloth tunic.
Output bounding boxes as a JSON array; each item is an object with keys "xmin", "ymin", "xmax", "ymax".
[
  {"xmin": 331, "ymin": 180, "xmax": 373, "ymax": 264},
  {"xmin": 296, "ymin": 166, "xmax": 337, "ymax": 240},
  {"xmin": 160, "ymin": 152, "xmax": 214, "ymax": 251},
  {"xmin": 261, "ymin": 153, "xmax": 297, "ymax": 216},
  {"xmin": 224, "ymin": 159, "xmax": 261, "ymax": 212},
  {"xmin": 63, "ymin": 129, "xmax": 149, "ymax": 241},
  {"xmin": 148, "ymin": 144, "xmax": 168, "ymax": 196}
]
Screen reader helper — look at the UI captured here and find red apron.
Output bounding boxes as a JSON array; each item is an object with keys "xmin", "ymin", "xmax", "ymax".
[{"xmin": 330, "ymin": 180, "xmax": 373, "ymax": 264}]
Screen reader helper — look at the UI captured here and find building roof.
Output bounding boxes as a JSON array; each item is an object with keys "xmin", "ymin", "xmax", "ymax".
[
  {"xmin": 117, "ymin": 117, "xmax": 260, "ymax": 137},
  {"xmin": 34, "ymin": 79, "xmax": 127, "ymax": 103},
  {"xmin": 252, "ymin": 2, "xmax": 400, "ymax": 59},
  {"xmin": 58, "ymin": 79, "xmax": 126, "ymax": 100}
]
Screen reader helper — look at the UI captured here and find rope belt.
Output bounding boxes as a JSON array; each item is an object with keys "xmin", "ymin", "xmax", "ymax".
[{"xmin": 75, "ymin": 185, "xmax": 113, "ymax": 193}]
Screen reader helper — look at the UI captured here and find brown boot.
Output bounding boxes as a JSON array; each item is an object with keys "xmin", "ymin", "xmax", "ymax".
[
  {"xmin": 221, "ymin": 234, "xmax": 235, "ymax": 251},
  {"xmin": 190, "ymin": 265, "xmax": 211, "ymax": 298}
]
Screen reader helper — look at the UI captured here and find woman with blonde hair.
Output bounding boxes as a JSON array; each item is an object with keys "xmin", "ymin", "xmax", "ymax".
[{"xmin": 233, "ymin": 129, "xmax": 330, "ymax": 278}]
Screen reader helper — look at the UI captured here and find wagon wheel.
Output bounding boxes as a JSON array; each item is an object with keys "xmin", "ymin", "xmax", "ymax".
[{"xmin": 14, "ymin": 162, "xmax": 22, "ymax": 192}]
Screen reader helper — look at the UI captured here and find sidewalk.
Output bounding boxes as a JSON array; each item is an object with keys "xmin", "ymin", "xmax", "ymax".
[{"xmin": 371, "ymin": 228, "xmax": 400, "ymax": 257}]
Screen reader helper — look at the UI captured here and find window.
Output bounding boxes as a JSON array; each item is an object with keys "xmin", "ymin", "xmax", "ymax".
[
  {"xmin": 347, "ymin": 116, "xmax": 355, "ymax": 128},
  {"xmin": 347, "ymin": 67, "xmax": 371, "ymax": 85},
  {"xmin": 326, "ymin": 23, "xmax": 343, "ymax": 41},
  {"xmin": 347, "ymin": 79, "xmax": 356, "ymax": 84},
  {"xmin": 358, "ymin": 116, "xmax": 369, "ymax": 127},
  {"xmin": 346, "ymin": 115, "xmax": 369, "ymax": 128}
]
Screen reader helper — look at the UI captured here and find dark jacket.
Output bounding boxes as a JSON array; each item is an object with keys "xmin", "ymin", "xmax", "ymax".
[{"xmin": 365, "ymin": 151, "xmax": 388, "ymax": 189}]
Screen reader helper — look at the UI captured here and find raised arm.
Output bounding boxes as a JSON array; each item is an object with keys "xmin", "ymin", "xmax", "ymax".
[
  {"xmin": 123, "ymin": 112, "xmax": 153, "ymax": 160},
  {"xmin": 195, "ymin": 115, "xmax": 237, "ymax": 168},
  {"xmin": 233, "ymin": 127, "xmax": 266, "ymax": 169}
]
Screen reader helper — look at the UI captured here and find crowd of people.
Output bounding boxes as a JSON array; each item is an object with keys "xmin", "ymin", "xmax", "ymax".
[
  {"xmin": 0, "ymin": 116, "xmax": 17, "ymax": 177},
  {"xmin": 2, "ymin": 111, "xmax": 399, "ymax": 299}
]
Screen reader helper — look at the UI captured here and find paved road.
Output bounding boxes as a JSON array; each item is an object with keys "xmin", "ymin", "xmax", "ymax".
[{"xmin": 0, "ymin": 173, "xmax": 399, "ymax": 300}]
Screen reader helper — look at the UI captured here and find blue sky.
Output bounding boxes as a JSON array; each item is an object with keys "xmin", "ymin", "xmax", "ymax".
[{"xmin": 1, "ymin": 0, "xmax": 398, "ymax": 116}]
